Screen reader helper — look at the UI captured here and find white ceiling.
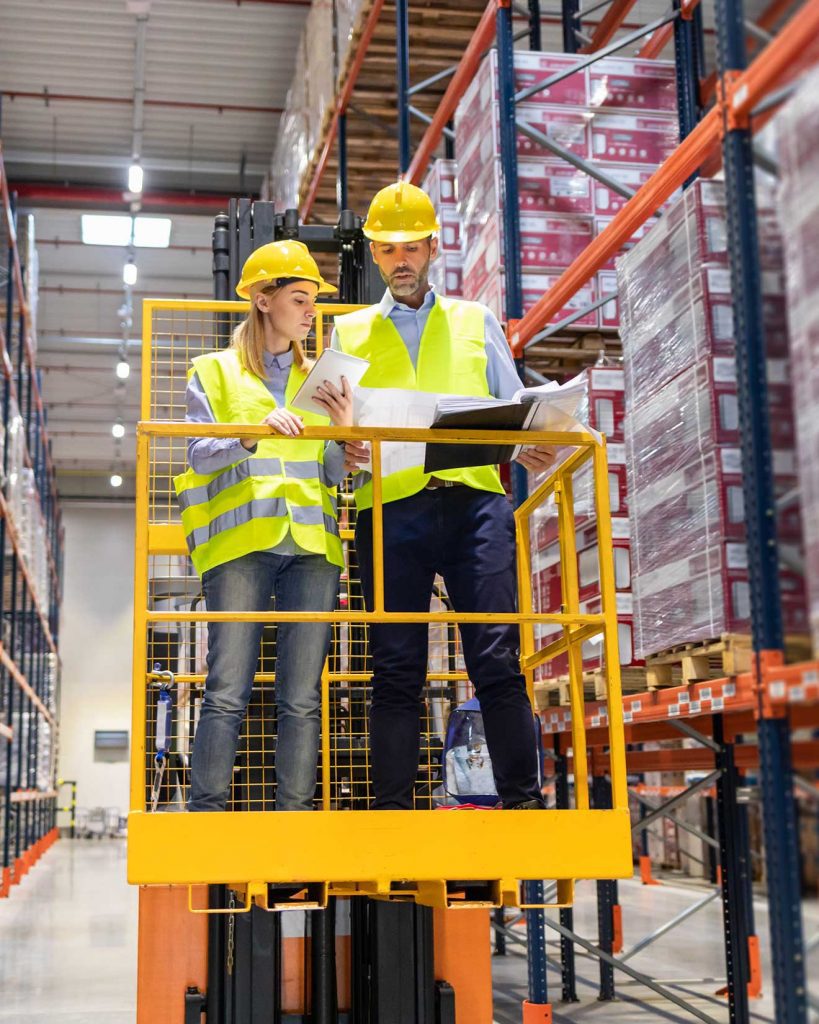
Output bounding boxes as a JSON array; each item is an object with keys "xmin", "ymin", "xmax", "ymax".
[{"xmin": 1, "ymin": 0, "xmax": 309, "ymax": 498}]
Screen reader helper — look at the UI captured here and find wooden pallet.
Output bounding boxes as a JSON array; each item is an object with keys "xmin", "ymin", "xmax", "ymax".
[
  {"xmin": 644, "ymin": 633, "xmax": 813, "ymax": 689},
  {"xmin": 644, "ymin": 633, "xmax": 752, "ymax": 689},
  {"xmin": 534, "ymin": 667, "xmax": 648, "ymax": 709}
]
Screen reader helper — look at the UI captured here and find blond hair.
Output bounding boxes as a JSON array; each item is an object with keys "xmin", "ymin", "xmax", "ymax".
[{"xmin": 231, "ymin": 282, "xmax": 314, "ymax": 380}]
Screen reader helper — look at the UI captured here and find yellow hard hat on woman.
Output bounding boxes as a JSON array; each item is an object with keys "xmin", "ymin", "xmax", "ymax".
[
  {"xmin": 235, "ymin": 240, "xmax": 336, "ymax": 299},
  {"xmin": 363, "ymin": 182, "xmax": 440, "ymax": 243}
]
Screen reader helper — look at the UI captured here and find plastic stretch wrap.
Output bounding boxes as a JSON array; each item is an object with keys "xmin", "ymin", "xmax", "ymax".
[
  {"xmin": 618, "ymin": 180, "xmax": 807, "ymax": 656},
  {"xmin": 335, "ymin": 0, "xmax": 366, "ymax": 86},
  {"xmin": 421, "ymin": 160, "xmax": 465, "ymax": 295},
  {"xmin": 455, "ymin": 49, "xmax": 678, "ymax": 327},
  {"xmin": 269, "ymin": 59, "xmax": 311, "ymax": 210},
  {"xmin": 776, "ymin": 68, "xmax": 819, "ymax": 654}
]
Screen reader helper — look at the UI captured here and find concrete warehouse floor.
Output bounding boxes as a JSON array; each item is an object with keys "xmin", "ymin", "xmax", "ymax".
[{"xmin": 1, "ymin": 840, "xmax": 818, "ymax": 1023}]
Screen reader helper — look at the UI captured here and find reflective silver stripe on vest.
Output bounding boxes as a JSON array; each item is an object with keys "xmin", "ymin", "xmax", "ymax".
[
  {"xmin": 186, "ymin": 498, "xmax": 339, "ymax": 552},
  {"xmin": 186, "ymin": 496, "xmax": 288, "ymax": 551},
  {"xmin": 178, "ymin": 457, "xmax": 329, "ymax": 512}
]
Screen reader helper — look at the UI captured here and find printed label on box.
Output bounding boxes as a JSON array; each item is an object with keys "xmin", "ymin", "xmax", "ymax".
[{"xmin": 726, "ymin": 543, "xmax": 748, "ymax": 570}]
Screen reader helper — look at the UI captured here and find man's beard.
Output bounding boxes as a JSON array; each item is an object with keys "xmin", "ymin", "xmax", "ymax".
[{"xmin": 380, "ymin": 260, "xmax": 430, "ymax": 297}]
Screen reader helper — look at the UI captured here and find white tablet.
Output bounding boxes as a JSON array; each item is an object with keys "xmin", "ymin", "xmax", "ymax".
[{"xmin": 290, "ymin": 348, "xmax": 370, "ymax": 413}]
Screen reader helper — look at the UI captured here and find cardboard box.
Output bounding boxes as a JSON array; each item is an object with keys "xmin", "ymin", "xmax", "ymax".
[
  {"xmin": 438, "ymin": 207, "xmax": 462, "ymax": 253},
  {"xmin": 428, "ymin": 252, "xmax": 463, "ymax": 297},
  {"xmin": 459, "ymin": 157, "xmax": 595, "ymax": 253},
  {"xmin": 587, "ymin": 366, "xmax": 626, "ymax": 441},
  {"xmin": 590, "ymin": 112, "xmax": 679, "ymax": 166},
  {"xmin": 592, "ymin": 163, "xmax": 661, "ymax": 215},
  {"xmin": 422, "ymin": 158, "xmax": 458, "ymax": 208},
  {"xmin": 588, "ymin": 57, "xmax": 677, "ymax": 114},
  {"xmin": 466, "ymin": 259, "xmax": 598, "ymax": 327},
  {"xmin": 633, "ymin": 542, "xmax": 808, "ymax": 656},
  {"xmin": 456, "ymin": 102, "xmax": 591, "ymax": 183}
]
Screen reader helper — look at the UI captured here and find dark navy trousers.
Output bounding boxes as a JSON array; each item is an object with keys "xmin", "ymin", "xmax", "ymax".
[{"xmin": 356, "ymin": 486, "xmax": 543, "ymax": 809}]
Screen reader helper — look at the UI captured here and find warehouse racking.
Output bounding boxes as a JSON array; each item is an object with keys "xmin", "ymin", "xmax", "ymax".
[
  {"xmin": 282, "ymin": 0, "xmax": 819, "ymax": 1020},
  {"xmin": 0, "ymin": 145, "xmax": 64, "ymax": 899}
]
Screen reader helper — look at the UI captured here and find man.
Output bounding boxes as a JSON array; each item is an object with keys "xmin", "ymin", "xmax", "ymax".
[{"xmin": 332, "ymin": 181, "xmax": 554, "ymax": 810}]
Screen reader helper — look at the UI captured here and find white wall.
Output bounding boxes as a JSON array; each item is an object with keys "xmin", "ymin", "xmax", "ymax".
[{"xmin": 58, "ymin": 503, "xmax": 135, "ymax": 813}]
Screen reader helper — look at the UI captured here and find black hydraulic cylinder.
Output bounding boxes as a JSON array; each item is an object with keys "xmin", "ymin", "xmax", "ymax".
[{"xmin": 311, "ymin": 901, "xmax": 338, "ymax": 1024}]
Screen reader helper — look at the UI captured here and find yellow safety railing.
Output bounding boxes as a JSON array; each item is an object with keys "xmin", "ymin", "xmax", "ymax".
[{"xmin": 127, "ymin": 299, "xmax": 631, "ymax": 912}]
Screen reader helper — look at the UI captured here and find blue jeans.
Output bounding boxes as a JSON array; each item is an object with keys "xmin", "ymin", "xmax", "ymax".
[{"xmin": 189, "ymin": 551, "xmax": 340, "ymax": 811}]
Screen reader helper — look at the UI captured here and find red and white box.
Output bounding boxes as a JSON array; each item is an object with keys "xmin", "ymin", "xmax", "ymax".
[
  {"xmin": 625, "ymin": 359, "xmax": 741, "ymax": 491},
  {"xmin": 456, "ymin": 102, "xmax": 591, "ymax": 179},
  {"xmin": 633, "ymin": 542, "xmax": 808, "ymax": 656},
  {"xmin": 437, "ymin": 207, "xmax": 462, "ymax": 253},
  {"xmin": 467, "ymin": 265, "xmax": 597, "ymax": 328},
  {"xmin": 429, "ymin": 253, "xmax": 463, "ymax": 296},
  {"xmin": 598, "ymin": 271, "xmax": 620, "ymax": 328},
  {"xmin": 462, "ymin": 213, "xmax": 595, "ymax": 285},
  {"xmin": 422, "ymin": 159, "xmax": 458, "ymax": 208},
  {"xmin": 577, "ymin": 516, "xmax": 632, "ymax": 602},
  {"xmin": 591, "ymin": 163, "xmax": 675, "ymax": 216},
  {"xmin": 580, "ymin": 595, "xmax": 643, "ymax": 669},
  {"xmin": 457, "ymin": 50, "xmax": 588, "ymax": 134},
  {"xmin": 587, "ymin": 366, "xmax": 626, "ymax": 442},
  {"xmin": 623, "ymin": 266, "xmax": 736, "ymax": 403},
  {"xmin": 589, "ymin": 112, "xmax": 679, "ymax": 166},
  {"xmin": 588, "ymin": 58, "xmax": 677, "ymax": 114},
  {"xmin": 459, "ymin": 156, "xmax": 594, "ymax": 253}
]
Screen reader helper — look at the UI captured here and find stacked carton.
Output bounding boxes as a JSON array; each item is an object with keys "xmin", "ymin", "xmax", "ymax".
[
  {"xmin": 776, "ymin": 70, "xmax": 819, "ymax": 656},
  {"xmin": 423, "ymin": 160, "xmax": 464, "ymax": 297},
  {"xmin": 454, "ymin": 50, "xmax": 678, "ymax": 325},
  {"xmin": 529, "ymin": 365, "xmax": 642, "ymax": 680},
  {"xmin": 617, "ymin": 180, "xmax": 807, "ymax": 658},
  {"xmin": 268, "ymin": 0, "xmax": 358, "ymax": 209}
]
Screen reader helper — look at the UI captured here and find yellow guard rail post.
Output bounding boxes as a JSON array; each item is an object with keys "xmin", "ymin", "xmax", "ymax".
[{"xmin": 127, "ymin": 299, "xmax": 632, "ymax": 912}]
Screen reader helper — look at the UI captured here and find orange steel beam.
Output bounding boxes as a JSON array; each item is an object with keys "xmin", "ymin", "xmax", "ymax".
[
  {"xmin": 406, "ymin": 0, "xmax": 498, "ymax": 185},
  {"xmin": 299, "ymin": 0, "xmax": 386, "ymax": 220},
  {"xmin": 638, "ymin": 0, "xmax": 701, "ymax": 56},
  {"xmin": 637, "ymin": 20, "xmax": 674, "ymax": 57},
  {"xmin": 579, "ymin": 0, "xmax": 638, "ymax": 53},
  {"xmin": 511, "ymin": 0, "xmax": 819, "ymax": 354}
]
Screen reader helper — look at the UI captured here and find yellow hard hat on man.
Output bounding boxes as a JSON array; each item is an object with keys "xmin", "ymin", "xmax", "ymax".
[
  {"xmin": 236, "ymin": 240, "xmax": 336, "ymax": 299},
  {"xmin": 363, "ymin": 181, "xmax": 441, "ymax": 243}
]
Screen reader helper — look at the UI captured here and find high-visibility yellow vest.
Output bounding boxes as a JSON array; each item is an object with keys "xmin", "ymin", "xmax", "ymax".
[
  {"xmin": 174, "ymin": 348, "xmax": 343, "ymax": 576},
  {"xmin": 334, "ymin": 295, "xmax": 505, "ymax": 510}
]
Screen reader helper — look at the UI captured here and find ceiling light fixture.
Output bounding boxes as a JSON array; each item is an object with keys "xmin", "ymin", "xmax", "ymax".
[
  {"xmin": 116, "ymin": 359, "xmax": 131, "ymax": 380},
  {"xmin": 110, "ymin": 474, "xmax": 124, "ymax": 489},
  {"xmin": 123, "ymin": 260, "xmax": 138, "ymax": 286},
  {"xmin": 112, "ymin": 422, "xmax": 126, "ymax": 439},
  {"xmin": 81, "ymin": 214, "xmax": 171, "ymax": 248},
  {"xmin": 128, "ymin": 162, "xmax": 144, "ymax": 194}
]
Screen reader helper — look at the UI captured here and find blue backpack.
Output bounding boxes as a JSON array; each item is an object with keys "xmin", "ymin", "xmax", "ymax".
[{"xmin": 443, "ymin": 697, "xmax": 543, "ymax": 807}]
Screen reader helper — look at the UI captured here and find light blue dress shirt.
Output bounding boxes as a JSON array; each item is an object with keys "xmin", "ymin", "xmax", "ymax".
[{"xmin": 184, "ymin": 346, "xmax": 344, "ymax": 558}]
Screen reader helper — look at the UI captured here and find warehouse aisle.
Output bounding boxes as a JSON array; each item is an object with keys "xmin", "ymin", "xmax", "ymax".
[
  {"xmin": 0, "ymin": 839, "xmax": 136, "ymax": 1023},
  {"xmin": 494, "ymin": 878, "xmax": 819, "ymax": 1024}
]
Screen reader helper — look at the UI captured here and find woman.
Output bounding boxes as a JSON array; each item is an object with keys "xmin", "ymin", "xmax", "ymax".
[{"xmin": 175, "ymin": 240, "xmax": 352, "ymax": 812}]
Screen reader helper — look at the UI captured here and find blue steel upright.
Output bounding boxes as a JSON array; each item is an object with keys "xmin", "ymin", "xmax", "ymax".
[
  {"xmin": 498, "ymin": 2, "xmax": 548, "ymax": 1008},
  {"xmin": 672, "ymin": 0, "xmax": 702, "ymax": 147},
  {"xmin": 715, "ymin": 0, "xmax": 807, "ymax": 1018},
  {"xmin": 561, "ymin": 0, "xmax": 581, "ymax": 53},
  {"xmin": 395, "ymin": 0, "xmax": 411, "ymax": 174},
  {"xmin": 497, "ymin": 0, "xmax": 528, "ymax": 509}
]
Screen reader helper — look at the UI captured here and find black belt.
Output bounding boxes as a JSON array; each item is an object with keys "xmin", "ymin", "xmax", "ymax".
[{"xmin": 424, "ymin": 477, "xmax": 468, "ymax": 490}]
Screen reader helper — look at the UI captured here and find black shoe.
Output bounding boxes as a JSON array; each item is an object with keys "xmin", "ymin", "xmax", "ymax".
[{"xmin": 503, "ymin": 798, "xmax": 546, "ymax": 810}]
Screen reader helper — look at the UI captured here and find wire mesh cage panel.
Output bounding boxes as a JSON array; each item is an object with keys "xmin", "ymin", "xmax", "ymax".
[{"xmin": 129, "ymin": 300, "xmax": 633, "ymax": 908}]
